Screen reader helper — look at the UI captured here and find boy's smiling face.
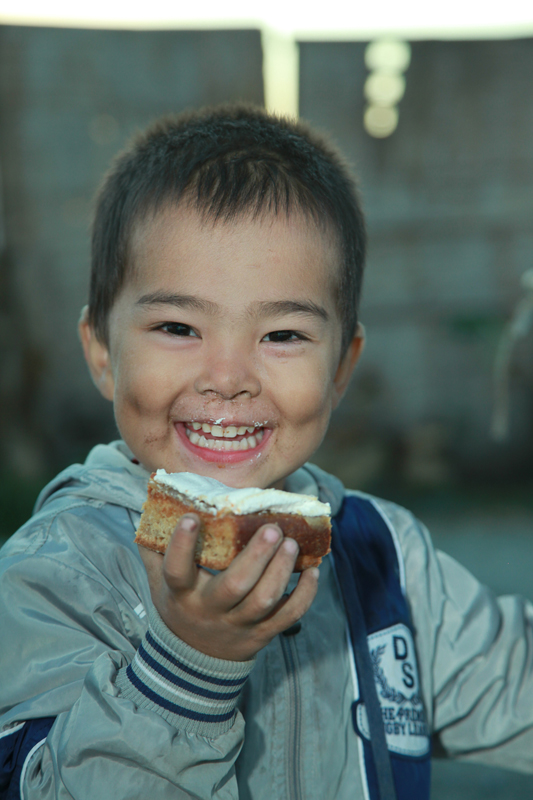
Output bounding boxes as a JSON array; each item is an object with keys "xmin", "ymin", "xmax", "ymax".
[{"xmin": 81, "ymin": 205, "xmax": 363, "ymax": 489}]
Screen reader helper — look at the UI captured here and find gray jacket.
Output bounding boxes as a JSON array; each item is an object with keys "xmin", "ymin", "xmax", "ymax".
[{"xmin": 2, "ymin": 441, "xmax": 533, "ymax": 799}]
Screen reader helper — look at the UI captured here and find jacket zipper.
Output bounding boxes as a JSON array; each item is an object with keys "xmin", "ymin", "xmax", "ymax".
[{"xmin": 280, "ymin": 633, "xmax": 303, "ymax": 800}]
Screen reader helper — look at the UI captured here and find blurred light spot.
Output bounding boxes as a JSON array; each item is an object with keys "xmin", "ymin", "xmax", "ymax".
[
  {"xmin": 364, "ymin": 72, "xmax": 405, "ymax": 106},
  {"xmin": 363, "ymin": 38, "xmax": 410, "ymax": 139},
  {"xmin": 262, "ymin": 28, "xmax": 299, "ymax": 118},
  {"xmin": 89, "ymin": 113, "xmax": 119, "ymax": 145},
  {"xmin": 365, "ymin": 39, "xmax": 411, "ymax": 73},
  {"xmin": 364, "ymin": 105, "xmax": 399, "ymax": 138}
]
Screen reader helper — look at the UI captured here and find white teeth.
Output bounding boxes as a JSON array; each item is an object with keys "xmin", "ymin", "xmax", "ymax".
[
  {"xmin": 185, "ymin": 423, "xmax": 266, "ymax": 451},
  {"xmin": 189, "ymin": 422, "xmax": 258, "ymax": 436}
]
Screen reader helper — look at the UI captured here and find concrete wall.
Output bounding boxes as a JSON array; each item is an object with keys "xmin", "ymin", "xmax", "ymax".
[{"xmin": 300, "ymin": 39, "xmax": 533, "ymax": 486}]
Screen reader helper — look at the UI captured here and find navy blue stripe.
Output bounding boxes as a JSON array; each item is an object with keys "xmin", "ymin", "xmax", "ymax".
[
  {"xmin": 334, "ymin": 495, "xmax": 431, "ymax": 800},
  {"xmin": 145, "ymin": 629, "xmax": 247, "ymax": 688},
  {"xmin": 126, "ymin": 665, "xmax": 235, "ymax": 723},
  {"xmin": 0, "ymin": 717, "xmax": 55, "ymax": 800},
  {"xmin": 332, "ymin": 519, "xmax": 397, "ymax": 800},
  {"xmin": 362, "ymin": 738, "xmax": 432, "ymax": 800},
  {"xmin": 335, "ymin": 496, "xmax": 405, "ymax": 634},
  {"xmin": 137, "ymin": 643, "xmax": 242, "ymax": 701}
]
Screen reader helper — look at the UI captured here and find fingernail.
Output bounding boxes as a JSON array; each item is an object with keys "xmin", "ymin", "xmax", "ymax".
[
  {"xmin": 283, "ymin": 538, "xmax": 298, "ymax": 555},
  {"xmin": 310, "ymin": 567, "xmax": 320, "ymax": 580},
  {"xmin": 263, "ymin": 526, "xmax": 280, "ymax": 544},
  {"xmin": 180, "ymin": 516, "xmax": 197, "ymax": 532}
]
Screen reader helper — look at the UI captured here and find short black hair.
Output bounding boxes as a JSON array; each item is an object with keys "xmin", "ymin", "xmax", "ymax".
[{"xmin": 89, "ymin": 104, "xmax": 366, "ymax": 355}]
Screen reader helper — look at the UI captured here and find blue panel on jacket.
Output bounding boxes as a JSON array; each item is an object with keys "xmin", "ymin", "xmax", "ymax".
[
  {"xmin": 333, "ymin": 494, "xmax": 431, "ymax": 800},
  {"xmin": 0, "ymin": 717, "xmax": 55, "ymax": 799}
]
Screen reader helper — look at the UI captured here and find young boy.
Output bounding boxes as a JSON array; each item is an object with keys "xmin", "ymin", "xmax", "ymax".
[{"xmin": 1, "ymin": 104, "xmax": 533, "ymax": 800}]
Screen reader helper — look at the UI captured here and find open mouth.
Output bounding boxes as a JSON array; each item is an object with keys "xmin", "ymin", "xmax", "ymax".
[
  {"xmin": 177, "ymin": 421, "xmax": 269, "ymax": 461},
  {"xmin": 185, "ymin": 422, "xmax": 265, "ymax": 452}
]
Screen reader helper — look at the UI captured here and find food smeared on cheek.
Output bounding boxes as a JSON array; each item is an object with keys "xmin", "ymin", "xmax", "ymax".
[{"xmin": 143, "ymin": 431, "xmax": 168, "ymax": 447}]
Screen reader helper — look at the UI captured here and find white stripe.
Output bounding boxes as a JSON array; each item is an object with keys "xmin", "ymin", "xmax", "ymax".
[
  {"xmin": 19, "ymin": 738, "xmax": 47, "ymax": 800},
  {"xmin": 367, "ymin": 497, "xmax": 407, "ymax": 596},
  {"xmin": 0, "ymin": 721, "xmax": 25, "ymax": 740},
  {"xmin": 331, "ymin": 553, "xmax": 371, "ymax": 800},
  {"xmin": 357, "ymin": 734, "xmax": 372, "ymax": 800},
  {"xmin": 132, "ymin": 656, "xmax": 232, "ymax": 710},
  {"xmin": 330, "ymin": 553, "xmax": 360, "ymax": 700},
  {"xmin": 345, "ymin": 621, "xmax": 359, "ymax": 701},
  {"xmin": 133, "ymin": 602, "xmax": 145, "ymax": 617},
  {"xmin": 344, "ymin": 618, "xmax": 371, "ymax": 800}
]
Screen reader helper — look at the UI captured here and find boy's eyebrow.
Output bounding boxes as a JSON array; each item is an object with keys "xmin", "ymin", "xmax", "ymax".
[
  {"xmin": 252, "ymin": 300, "xmax": 329, "ymax": 322},
  {"xmin": 135, "ymin": 292, "xmax": 218, "ymax": 314},
  {"xmin": 135, "ymin": 292, "xmax": 329, "ymax": 322}
]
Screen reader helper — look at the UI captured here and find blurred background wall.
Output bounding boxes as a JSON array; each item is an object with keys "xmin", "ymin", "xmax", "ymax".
[
  {"xmin": 0, "ymin": 23, "xmax": 532, "ymax": 797},
  {"xmin": 303, "ymin": 38, "xmax": 533, "ymax": 490}
]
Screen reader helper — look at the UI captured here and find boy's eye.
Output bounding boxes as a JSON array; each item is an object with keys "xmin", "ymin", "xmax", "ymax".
[
  {"xmin": 159, "ymin": 322, "xmax": 199, "ymax": 337},
  {"xmin": 262, "ymin": 330, "xmax": 304, "ymax": 343}
]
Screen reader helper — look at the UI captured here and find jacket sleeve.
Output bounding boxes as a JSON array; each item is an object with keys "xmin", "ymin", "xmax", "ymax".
[
  {"xmin": 0, "ymin": 514, "xmax": 254, "ymax": 799},
  {"xmin": 383, "ymin": 499, "xmax": 533, "ymax": 773}
]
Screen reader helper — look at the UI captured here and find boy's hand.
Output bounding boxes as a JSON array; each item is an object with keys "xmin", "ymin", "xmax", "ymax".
[{"xmin": 138, "ymin": 514, "xmax": 319, "ymax": 661}]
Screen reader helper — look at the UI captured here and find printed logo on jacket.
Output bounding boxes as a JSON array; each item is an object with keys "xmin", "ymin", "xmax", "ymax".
[{"xmin": 354, "ymin": 623, "xmax": 430, "ymax": 757}]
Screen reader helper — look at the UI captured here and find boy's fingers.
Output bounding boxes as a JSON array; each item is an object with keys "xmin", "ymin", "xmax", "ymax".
[
  {"xmin": 211, "ymin": 524, "xmax": 284, "ymax": 609},
  {"xmin": 230, "ymin": 537, "xmax": 300, "ymax": 621},
  {"xmin": 162, "ymin": 514, "xmax": 201, "ymax": 590},
  {"xmin": 262, "ymin": 567, "xmax": 319, "ymax": 634}
]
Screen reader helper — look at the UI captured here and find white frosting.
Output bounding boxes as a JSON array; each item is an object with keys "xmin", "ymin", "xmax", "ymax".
[{"xmin": 153, "ymin": 470, "xmax": 331, "ymax": 517}]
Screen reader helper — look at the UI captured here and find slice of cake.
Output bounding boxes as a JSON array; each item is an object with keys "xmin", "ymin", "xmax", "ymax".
[{"xmin": 135, "ymin": 470, "xmax": 331, "ymax": 571}]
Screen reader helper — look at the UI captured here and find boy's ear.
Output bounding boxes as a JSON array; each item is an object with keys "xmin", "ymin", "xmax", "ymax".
[
  {"xmin": 332, "ymin": 323, "xmax": 365, "ymax": 409},
  {"xmin": 78, "ymin": 306, "xmax": 115, "ymax": 401}
]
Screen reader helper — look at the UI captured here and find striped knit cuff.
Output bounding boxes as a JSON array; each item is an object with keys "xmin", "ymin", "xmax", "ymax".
[{"xmin": 116, "ymin": 605, "xmax": 255, "ymax": 737}]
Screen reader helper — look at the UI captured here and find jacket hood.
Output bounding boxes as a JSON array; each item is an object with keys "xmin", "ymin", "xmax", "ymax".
[
  {"xmin": 34, "ymin": 441, "xmax": 345, "ymax": 517},
  {"xmin": 34, "ymin": 441, "xmax": 152, "ymax": 515}
]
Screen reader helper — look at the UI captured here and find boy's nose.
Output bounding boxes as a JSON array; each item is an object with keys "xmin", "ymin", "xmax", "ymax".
[{"xmin": 193, "ymin": 353, "xmax": 261, "ymax": 401}]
